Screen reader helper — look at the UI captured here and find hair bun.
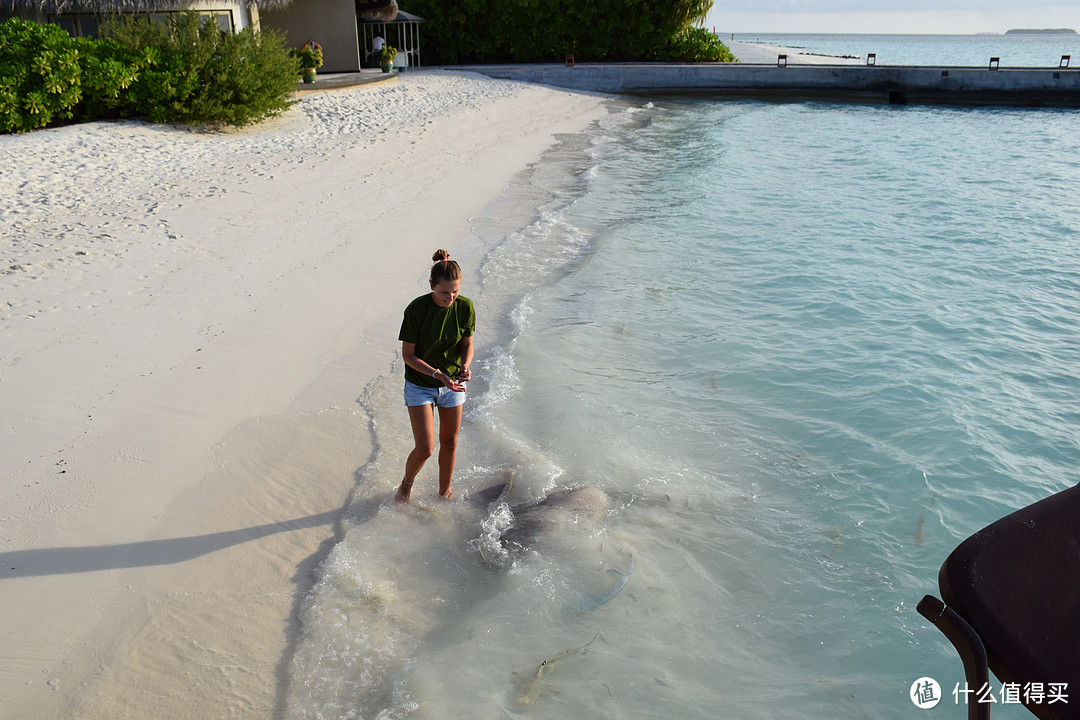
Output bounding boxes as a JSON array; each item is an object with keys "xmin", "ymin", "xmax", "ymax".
[{"xmin": 429, "ymin": 249, "xmax": 463, "ymax": 285}]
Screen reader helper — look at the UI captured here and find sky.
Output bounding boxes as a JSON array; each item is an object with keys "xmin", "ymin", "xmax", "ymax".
[{"xmin": 704, "ymin": 1, "xmax": 1080, "ymax": 34}]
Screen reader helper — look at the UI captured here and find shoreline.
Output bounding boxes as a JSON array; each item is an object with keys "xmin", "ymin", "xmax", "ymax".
[
  {"xmin": 0, "ymin": 71, "xmax": 608, "ymax": 719},
  {"xmin": 728, "ymin": 40, "xmax": 864, "ymax": 65}
]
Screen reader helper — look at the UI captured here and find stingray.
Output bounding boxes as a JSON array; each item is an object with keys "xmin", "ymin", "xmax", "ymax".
[
  {"xmin": 471, "ymin": 482, "xmax": 631, "ymax": 610},
  {"xmin": 495, "ymin": 485, "xmax": 609, "ymax": 553}
]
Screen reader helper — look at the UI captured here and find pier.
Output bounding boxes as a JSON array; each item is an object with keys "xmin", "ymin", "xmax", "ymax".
[{"xmin": 463, "ymin": 62, "xmax": 1080, "ymax": 107}]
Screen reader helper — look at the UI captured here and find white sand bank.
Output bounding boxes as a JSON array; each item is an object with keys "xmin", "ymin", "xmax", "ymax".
[
  {"xmin": 729, "ymin": 40, "xmax": 864, "ymax": 65},
  {"xmin": 0, "ymin": 71, "xmax": 607, "ymax": 719}
]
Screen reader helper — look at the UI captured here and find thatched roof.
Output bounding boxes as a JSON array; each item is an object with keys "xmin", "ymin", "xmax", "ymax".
[
  {"xmin": 358, "ymin": 9, "xmax": 422, "ymax": 25},
  {"xmin": 0, "ymin": 0, "xmax": 295, "ymax": 13},
  {"xmin": 354, "ymin": 0, "xmax": 395, "ymax": 22}
]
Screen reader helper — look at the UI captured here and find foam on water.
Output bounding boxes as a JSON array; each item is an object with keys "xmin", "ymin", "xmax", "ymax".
[{"xmin": 283, "ymin": 92, "xmax": 1080, "ymax": 719}]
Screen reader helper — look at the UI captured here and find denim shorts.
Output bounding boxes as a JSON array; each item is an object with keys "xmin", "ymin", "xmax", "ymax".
[{"xmin": 404, "ymin": 380, "xmax": 467, "ymax": 408}]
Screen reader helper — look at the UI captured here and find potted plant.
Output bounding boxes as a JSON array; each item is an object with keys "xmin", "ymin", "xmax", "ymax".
[
  {"xmin": 289, "ymin": 44, "xmax": 323, "ymax": 83},
  {"xmin": 378, "ymin": 44, "xmax": 398, "ymax": 73}
]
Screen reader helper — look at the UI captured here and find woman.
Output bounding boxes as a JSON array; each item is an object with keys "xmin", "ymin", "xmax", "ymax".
[{"xmin": 396, "ymin": 249, "xmax": 475, "ymax": 503}]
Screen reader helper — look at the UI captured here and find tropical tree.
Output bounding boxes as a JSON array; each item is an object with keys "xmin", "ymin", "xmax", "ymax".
[{"xmin": 405, "ymin": 0, "xmax": 732, "ymax": 64}]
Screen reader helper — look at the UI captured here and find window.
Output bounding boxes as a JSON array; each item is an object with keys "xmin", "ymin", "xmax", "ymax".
[
  {"xmin": 53, "ymin": 16, "xmax": 76, "ymax": 35},
  {"xmin": 210, "ymin": 11, "xmax": 232, "ymax": 32},
  {"xmin": 51, "ymin": 9, "xmax": 235, "ymax": 37},
  {"xmin": 50, "ymin": 14, "xmax": 100, "ymax": 38}
]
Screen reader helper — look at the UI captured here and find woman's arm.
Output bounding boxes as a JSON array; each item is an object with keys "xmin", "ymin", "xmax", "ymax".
[
  {"xmin": 401, "ymin": 341, "xmax": 432, "ymax": 376},
  {"xmin": 402, "ymin": 341, "xmax": 465, "ymax": 390},
  {"xmin": 457, "ymin": 336, "xmax": 474, "ymax": 381}
]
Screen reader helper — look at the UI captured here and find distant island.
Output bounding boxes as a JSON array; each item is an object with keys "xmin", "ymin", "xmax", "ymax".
[{"xmin": 1005, "ymin": 28, "xmax": 1077, "ymax": 35}]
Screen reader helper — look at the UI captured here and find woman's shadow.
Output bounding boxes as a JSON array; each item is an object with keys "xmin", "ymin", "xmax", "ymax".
[
  {"xmin": 0, "ymin": 510, "xmax": 342, "ymax": 578},
  {"xmin": 0, "ymin": 474, "xmax": 389, "ymax": 720}
]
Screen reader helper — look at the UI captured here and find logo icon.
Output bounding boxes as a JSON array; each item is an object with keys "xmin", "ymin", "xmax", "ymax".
[{"xmin": 912, "ymin": 677, "xmax": 942, "ymax": 709}]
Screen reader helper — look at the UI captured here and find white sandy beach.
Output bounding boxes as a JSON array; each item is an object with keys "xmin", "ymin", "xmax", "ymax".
[
  {"xmin": 728, "ymin": 40, "xmax": 863, "ymax": 65},
  {"xmin": 0, "ymin": 71, "xmax": 607, "ymax": 719}
]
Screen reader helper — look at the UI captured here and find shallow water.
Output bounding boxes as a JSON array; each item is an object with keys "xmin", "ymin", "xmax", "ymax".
[{"xmin": 282, "ymin": 87, "xmax": 1080, "ymax": 718}]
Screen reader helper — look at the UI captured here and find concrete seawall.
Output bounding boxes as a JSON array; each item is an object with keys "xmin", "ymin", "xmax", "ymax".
[{"xmin": 461, "ymin": 63, "xmax": 1080, "ymax": 106}]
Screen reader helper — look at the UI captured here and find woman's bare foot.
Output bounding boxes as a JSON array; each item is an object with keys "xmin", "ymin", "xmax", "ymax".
[
  {"xmin": 438, "ymin": 488, "xmax": 453, "ymax": 500},
  {"xmin": 395, "ymin": 480, "xmax": 413, "ymax": 505}
]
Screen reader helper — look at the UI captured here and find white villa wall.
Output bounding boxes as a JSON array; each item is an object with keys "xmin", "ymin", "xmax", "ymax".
[
  {"xmin": 261, "ymin": 0, "xmax": 360, "ymax": 73},
  {"xmin": 185, "ymin": 0, "xmax": 254, "ymax": 31}
]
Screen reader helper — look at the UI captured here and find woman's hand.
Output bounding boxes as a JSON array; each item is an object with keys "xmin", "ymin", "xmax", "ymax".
[{"xmin": 436, "ymin": 369, "xmax": 466, "ymax": 392}]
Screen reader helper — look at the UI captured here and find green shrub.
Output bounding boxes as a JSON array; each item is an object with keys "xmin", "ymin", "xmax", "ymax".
[
  {"xmin": 404, "ymin": 0, "xmax": 733, "ymax": 64},
  {"xmin": 0, "ymin": 17, "xmax": 83, "ymax": 133},
  {"xmin": 1, "ymin": 13, "xmax": 298, "ymax": 133},
  {"xmin": 75, "ymin": 35, "xmax": 159, "ymax": 121},
  {"xmin": 657, "ymin": 26, "xmax": 736, "ymax": 62},
  {"xmin": 104, "ymin": 12, "xmax": 298, "ymax": 127},
  {"xmin": 288, "ymin": 44, "xmax": 322, "ymax": 70}
]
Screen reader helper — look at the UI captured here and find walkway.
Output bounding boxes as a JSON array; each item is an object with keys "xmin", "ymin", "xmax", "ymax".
[{"xmin": 293, "ymin": 68, "xmax": 402, "ymax": 93}]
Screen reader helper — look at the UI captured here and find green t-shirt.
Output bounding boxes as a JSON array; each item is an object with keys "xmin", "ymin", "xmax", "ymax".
[{"xmin": 398, "ymin": 293, "xmax": 476, "ymax": 388}]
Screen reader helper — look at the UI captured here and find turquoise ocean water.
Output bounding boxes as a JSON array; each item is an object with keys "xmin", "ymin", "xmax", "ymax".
[
  {"xmin": 282, "ymin": 36, "xmax": 1080, "ymax": 719},
  {"xmin": 731, "ymin": 32, "xmax": 1080, "ymax": 67}
]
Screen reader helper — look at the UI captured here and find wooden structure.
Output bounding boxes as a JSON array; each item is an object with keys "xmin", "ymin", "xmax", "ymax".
[{"xmin": 358, "ymin": 9, "xmax": 423, "ymax": 69}]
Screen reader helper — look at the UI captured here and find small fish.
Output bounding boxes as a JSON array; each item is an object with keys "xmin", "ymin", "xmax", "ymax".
[
  {"xmin": 563, "ymin": 554, "xmax": 634, "ymax": 613},
  {"xmin": 908, "ymin": 498, "xmax": 936, "ymax": 546},
  {"xmin": 514, "ymin": 633, "xmax": 600, "ymax": 706},
  {"xmin": 912, "ymin": 509, "xmax": 926, "ymax": 545}
]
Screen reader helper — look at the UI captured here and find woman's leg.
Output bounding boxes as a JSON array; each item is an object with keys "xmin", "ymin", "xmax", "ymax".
[
  {"xmin": 436, "ymin": 404, "xmax": 463, "ymax": 498},
  {"xmin": 398, "ymin": 404, "xmax": 435, "ymax": 503}
]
